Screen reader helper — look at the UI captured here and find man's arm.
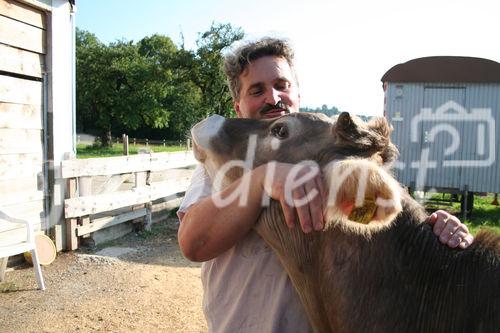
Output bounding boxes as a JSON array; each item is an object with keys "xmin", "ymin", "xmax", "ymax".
[
  {"xmin": 178, "ymin": 162, "xmax": 325, "ymax": 262},
  {"xmin": 178, "ymin": 168, "xmax": 266, "ymax": 262},
  {"xmin": 178, "ymin": 162, "xmax": 472, "ymax": 262}
]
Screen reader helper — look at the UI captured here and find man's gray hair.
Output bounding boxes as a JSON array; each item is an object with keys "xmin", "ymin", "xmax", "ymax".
[{"xmin": 223, "ymin": 37, "xmax": 298, "ymax": 101}]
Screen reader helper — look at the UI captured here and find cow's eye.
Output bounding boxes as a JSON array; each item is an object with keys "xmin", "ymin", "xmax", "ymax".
[{"xmin": 271, "ymin": 124, "xmax": 288, "ymax": 139}]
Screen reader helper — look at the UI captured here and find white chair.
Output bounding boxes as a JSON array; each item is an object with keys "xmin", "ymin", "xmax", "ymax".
[{"xmin": 0, "ymin": 209, "xmax": 45, "ymax": 290}]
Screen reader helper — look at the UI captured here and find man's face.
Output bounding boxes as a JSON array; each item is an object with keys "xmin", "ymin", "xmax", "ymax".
[{"xmin": 234, "ymin": 55, "xmax": 300, "ymax": 119}]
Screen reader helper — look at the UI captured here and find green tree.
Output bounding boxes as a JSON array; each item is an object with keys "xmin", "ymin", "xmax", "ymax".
[
  {"xmin": 76, "ymin": 28, "xmax": 117, "ymax": 145},
  {"xmin": 76, "ymin": 29, "xmax": 174, "ymax": 146},
  {"xmin": 109, "ymin": 39, "xmax": 171, "ymax": 130},
  {"xmin": 194, "ymin": 23, "xmax": 244, "ymax": 118},
  {"xmin": 76, "ymin": 24, "xmax": 245, "ymax": 145},
  {"xmin": 137, "ymin": 34, "xmax": 204, "ymax": 140}
]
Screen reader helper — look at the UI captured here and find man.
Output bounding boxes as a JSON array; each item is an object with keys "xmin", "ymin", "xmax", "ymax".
[{"xmin": 177, "ymin": 37, "xmax": 473, "ymax": 332}]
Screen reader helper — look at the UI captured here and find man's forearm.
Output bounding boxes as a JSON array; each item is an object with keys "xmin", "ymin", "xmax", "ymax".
[{"xmin": 178, "ymin": 167, "xmax": 266, "ymax": 262}]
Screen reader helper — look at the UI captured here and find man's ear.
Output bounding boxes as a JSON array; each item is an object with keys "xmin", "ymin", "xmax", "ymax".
[{"xmin": 234, "ymin": 100, "xmax": 243, "ymax": 118}]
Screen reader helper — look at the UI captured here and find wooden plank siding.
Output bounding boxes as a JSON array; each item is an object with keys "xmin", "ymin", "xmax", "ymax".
[
  {"xmin": 16, "ymin": 0, "xmax": 52, "ymax": 12},
  {"xmin": 0, "ymin": 102, "xmax": 42, "ymax": 129},
  {"xmin": 0, "ymin": 153, "xmax": 43, "ymax": 180},
  {"xmin": 0, "ymin": 0, "xmax": 47, "ymax": 246},
  {"xmin": 0, "ymin": 44, "xmax": 44, "ymax": 78},
  {"xmin": 0, "ymin": 176, "xmax": 42, "ymax": 204},
  {"xmin": 0, "ymin": 14, "xmax": 45, "ymax": 54},
  {"xmin": 0, "ymin": 75, "xmax": 42, "ymax": 105},
  {"xmin": 0, "ymin": 128, "xmax": 43, "ymax": 154},
  {"xmin": 0, "ymin": 0, "xmax": 46, "ymax": 29}
]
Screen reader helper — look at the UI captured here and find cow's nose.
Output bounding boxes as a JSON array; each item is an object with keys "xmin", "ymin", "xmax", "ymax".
[{"xmin": 191, "ymin": 114, "xmax": 225, "ymax": 151}]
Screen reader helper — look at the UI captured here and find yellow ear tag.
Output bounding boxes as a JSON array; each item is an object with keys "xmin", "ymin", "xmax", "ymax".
[{"xmin": 348, "ymin": 198, "xmax": 377, "ymax": 224}]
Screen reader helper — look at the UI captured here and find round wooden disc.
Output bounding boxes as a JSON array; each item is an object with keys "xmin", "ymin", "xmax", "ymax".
[{"xmin": 24, "ymin": 234, "xmax": 57, "ymax": 266}]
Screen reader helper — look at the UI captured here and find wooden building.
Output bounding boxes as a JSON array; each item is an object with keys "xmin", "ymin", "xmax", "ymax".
[{"xmin": 0, "ymin": 0, "xmax": 76, "ymax": 251}]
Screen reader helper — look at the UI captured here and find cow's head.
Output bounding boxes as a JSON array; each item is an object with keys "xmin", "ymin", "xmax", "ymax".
[{"xmin": 191, "ymin": 112, "xmax": 402, "ymax": 236}]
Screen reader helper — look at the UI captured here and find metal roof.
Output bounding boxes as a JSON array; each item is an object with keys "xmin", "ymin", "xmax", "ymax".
[{"xmin": 381, "ymin": 56, "xmax": 500, "ymax": 83}]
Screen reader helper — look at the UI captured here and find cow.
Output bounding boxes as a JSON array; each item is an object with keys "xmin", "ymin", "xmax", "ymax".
[{"xmin": 190, "ymin": 112, "xmax": 500, "ymax": 333}]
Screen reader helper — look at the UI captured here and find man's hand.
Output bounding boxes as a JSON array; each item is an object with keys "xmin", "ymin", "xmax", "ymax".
[
  {"xmin": 260, "ymin": 162, "xmax": 326, "ymax": 233},
  {"xmin": 426, "ymin": 210, "xmax": 474, "ymax": 249}
]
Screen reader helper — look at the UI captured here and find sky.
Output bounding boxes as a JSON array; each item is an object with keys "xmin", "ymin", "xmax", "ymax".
[{"xmin": 76, "ymin": 0, "xmax": 500, "ymax": 116}]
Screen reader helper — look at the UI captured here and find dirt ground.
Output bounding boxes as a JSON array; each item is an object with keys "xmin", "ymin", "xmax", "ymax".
[{"xmin": 0, "ymin": 218, "xmax": 207, "ymax": 333}]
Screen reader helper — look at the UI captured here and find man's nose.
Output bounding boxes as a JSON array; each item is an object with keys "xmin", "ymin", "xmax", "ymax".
[{"xmin": 264, "ymin": 88, "xmax": 281, "ymax": 105}]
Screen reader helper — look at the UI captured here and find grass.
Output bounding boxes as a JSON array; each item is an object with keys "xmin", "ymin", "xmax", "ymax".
[
  {"xmin": 77, "ymin": 143, "xmax": 187, "ymax": 159},
  {"xmin": 424, "ymin": 193, "xmax": 500, "ymax": 235}
]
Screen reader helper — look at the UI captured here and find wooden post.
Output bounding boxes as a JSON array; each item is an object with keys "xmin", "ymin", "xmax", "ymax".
[
  {"xmin": 145, "ymin": 167, "xmax": 153, "ymax": 230},
  {"xmin": 51, "ymin": 225, "xmax": 63, "ymax": 252},
  {"xmin": 135, "ymin": 172, "xmax": 147, "ymax": 188},
  {"xmin": 123, "ymin": 134, "xmax": 129, "ymax": 156},
  {"xmin": 492, "ymin": 193, "xmax": 498, "ymax": 206},
  {"xmin": 66, "ymin": 177, "xmax": 79, "ymax": 250},
  {"xmin": 133, "ymin": 138, "xmax": 136, "ymax": 146},
  {"xmin": 145, "ymin": 202, "xmax": 153, "ymax": 231},
  {"xmin": 145, "ymin": 138, "xmax": 149, "ymax": 147},
  {"xmin": 162, "ymin": 139, "xmax": 165, "ymax": 147},
  {"xmin": 134, "ymin": 169, "xmax": 149, "ymax": 229},
  {"xmin": 78, "ymin": 176, "xmax": 92, "ymax": 239},
  {"xmin": 0, "ymin": 257, "xmax": 8, "ymax": 282},
  {"xmin": 187, "ymin": 138, "xmax": 191, "ymax": 150},
  {"xmin": 462, "ymin": 186, "xmax": 469, "ymax": 221}
]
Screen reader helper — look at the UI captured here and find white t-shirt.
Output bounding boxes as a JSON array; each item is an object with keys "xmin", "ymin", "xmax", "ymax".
[{"xmin": 178, "ymin": 165, "xmax": 313, "ymax": 333}]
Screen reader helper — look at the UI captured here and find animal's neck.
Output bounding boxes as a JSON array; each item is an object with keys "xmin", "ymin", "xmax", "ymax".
[
  {"xmin": 255, "ymin": 195, "xmax": 429, "ymax": 332},
  {"xmin": 255, "ymin": 200, "xmax": 332, "ymax": 333},
  {"xmin": 256, "ymin": 193, "xmax": 499, "ymax": 332}
]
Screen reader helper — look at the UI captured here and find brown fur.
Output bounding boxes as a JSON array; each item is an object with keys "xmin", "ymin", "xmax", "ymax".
[{"xmin": 193, "ymin": 112, "xmax": 500, "ymax": 333}]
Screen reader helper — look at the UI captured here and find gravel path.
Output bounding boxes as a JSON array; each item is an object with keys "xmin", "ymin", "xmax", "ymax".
[{"xmin": 0, "ymin": 218, "xmax": 207, "ymax": 333}]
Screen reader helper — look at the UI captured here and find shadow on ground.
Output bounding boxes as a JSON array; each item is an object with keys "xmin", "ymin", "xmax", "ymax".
[{"xmin": 0, "ymin": 218, "xmax": 207, "ymax": 333}]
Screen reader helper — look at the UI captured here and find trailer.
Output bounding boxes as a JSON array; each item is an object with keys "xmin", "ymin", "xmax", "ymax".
[{"xmin": 381, "ymin": 56, "xmax": 500, "ymax": 212}]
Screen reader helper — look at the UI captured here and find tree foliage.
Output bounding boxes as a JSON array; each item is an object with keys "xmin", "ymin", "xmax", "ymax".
[
  {"xmin": 300, "ymin": 105, "xmax": 340, "ymax": 117},
  {"xmin": 194, "ymin": 23, "xmax": 244, "ymax": 118},
  {"xmin": 76, "ymin": 23, "xmax": 244, "ymax": 146}
]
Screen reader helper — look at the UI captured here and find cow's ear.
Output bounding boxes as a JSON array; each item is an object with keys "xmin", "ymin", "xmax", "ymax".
[
  {"xmin": 335, "ymin": 112, "xmax": 358, "ymax": 133},
  {"xmin": 334, "ymin": 112, "xmax": 372, "ymax": 147},
  {"xmin": 334, "ymin": 112, "xmax": 362, "ymax": 139}
]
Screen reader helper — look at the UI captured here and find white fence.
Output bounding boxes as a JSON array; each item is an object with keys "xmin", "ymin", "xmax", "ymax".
[{"xmin": 61, "ymin": 151, "xmax": 197, "ymax": 250}]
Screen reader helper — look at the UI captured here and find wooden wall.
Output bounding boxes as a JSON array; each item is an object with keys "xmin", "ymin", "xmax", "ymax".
[{"xmin": 0, "ymin": 0, "xmax": 46, "ymax": 245}]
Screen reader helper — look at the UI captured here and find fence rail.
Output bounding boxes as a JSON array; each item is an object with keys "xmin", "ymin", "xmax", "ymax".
[
  {"xmin": 61, "ymin": 151, "xmax": 197, "ymax": 250},
  {"xmin": 77, "ymin": 134, "xmax": 192, "ymax": 157},
  {"xmin": 77, "ymin": 134, "xmax": 191, "ymax": 148}
]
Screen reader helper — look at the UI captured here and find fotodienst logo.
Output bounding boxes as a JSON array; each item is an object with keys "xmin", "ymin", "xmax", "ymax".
[{"xmin": 409, "ymin": 101, "xmax": 496, "ymax": 192}]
